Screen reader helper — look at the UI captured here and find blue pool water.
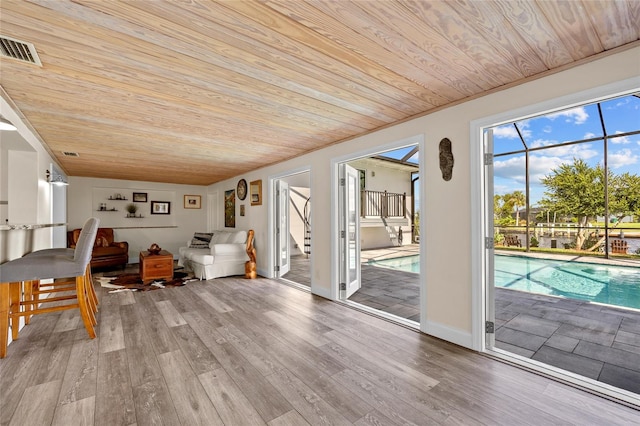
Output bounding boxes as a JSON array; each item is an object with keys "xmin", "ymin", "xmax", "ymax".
[
  {"xmin": 369, "ymin": 254, "xmax": 640, "ymax": 309},
  {"xmin": 368, "ymin": 255, "xmax": 421, "ymax": 273}
]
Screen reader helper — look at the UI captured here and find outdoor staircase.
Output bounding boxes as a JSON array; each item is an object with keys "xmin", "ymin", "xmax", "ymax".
[
  {"xmin": 382, "ymin": 217, "xmax": 401, "ymax": 246},
  {"xmin": 304, "ymin": 197, "xmax": 311, "ymax": 256}
]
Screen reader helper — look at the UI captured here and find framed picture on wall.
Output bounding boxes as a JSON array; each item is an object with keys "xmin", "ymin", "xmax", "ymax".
[
  {"xmin": 225, "ymin": 189, "xmax": 236, "ymax": 227},
  {"xmin": 150, "ymin": 201, "xmax": 171, "ymax": 215},
  {"xmin": 184, "ymin": 194, "xmax": 201, "ymax": 209},
  {"xmin": 132, "ymin": 192, "xmax": 147, "ymax": 202},
  {"xmin": 250, "ymin": 179, "xmax": 262, "ymax": 206}
]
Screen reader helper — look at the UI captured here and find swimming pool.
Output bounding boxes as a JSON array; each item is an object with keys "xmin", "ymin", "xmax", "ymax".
[
  {"xmin": 368, "ymin": 254, "xmax": 640, "ymax": 309},
  {"xmin": 368, "ymin": 255, "xmax": 421, "ymax": 273}
]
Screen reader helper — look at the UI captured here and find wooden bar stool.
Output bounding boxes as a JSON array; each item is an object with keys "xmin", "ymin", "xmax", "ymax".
[
  {"xmin": 0, "ymin": 218, "xmax": 99, "ymax": 358},
  {"xmin": 22, "ymin": 250, "xmax": 99, "ymax": 325}
]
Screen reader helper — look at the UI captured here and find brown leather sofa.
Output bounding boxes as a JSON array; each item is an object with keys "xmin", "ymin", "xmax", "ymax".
[{"xmin": 67, "ymin": 227, "xmax": 129, "ymax": 269}]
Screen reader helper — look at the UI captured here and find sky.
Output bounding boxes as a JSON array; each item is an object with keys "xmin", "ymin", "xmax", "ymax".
[{"xmin": 492, "ymin": 93, "xmax": 640, "ymax": 206}]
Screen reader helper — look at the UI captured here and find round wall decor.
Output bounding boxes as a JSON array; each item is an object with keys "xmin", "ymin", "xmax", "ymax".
[{"xmin": 237, "ymin": 179, "xmax": 248, "ymax": 200}]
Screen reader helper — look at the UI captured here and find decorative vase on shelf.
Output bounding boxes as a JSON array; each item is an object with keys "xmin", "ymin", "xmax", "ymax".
[{"xmin": 125, "ymin": 203, "xmax": 138, "ymax": 218}]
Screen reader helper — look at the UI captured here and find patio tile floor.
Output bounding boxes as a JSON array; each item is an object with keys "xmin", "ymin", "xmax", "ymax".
[{"xmin": 281, "ymin": 250, "xmax": 640, "ymax": 396}]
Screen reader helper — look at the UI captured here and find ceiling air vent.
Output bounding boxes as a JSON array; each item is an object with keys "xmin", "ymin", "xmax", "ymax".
[
  {"xmin": 62, "ymin": 151, "xmax": 80, "ymax": 157},
  {"xmin": 0, "ymin": 35, "xmax": 42, "ymax": 66}
]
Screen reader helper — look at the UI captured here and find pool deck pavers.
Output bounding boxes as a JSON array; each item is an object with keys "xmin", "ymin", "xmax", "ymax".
[
  {"xmin": 497, "ymin": 287, "xmax": 640, "ymax": 394},
  {"xmin": 282, "ymin": 247, "xmax": 640, "ymax": 396}
]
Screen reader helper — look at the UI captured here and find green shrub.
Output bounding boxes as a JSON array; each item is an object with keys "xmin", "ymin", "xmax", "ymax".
[{"xmin": 530, "ymin": 236, "xmax": 539, "ymax": 247}]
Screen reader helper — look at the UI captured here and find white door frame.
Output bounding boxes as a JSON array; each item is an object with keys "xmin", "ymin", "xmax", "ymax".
[
  {"xmin": 268, "ymin": 166, "xmax": 312, "ymax": 280},
  {"xmin": 339, "ymin": 163, "xmax": 361, "ymax": 299},
  {"xmin": 330, "ymin": 134, "xmax": 425, "ymax": 315},
  {"xmin": 470, "ymin": 77, "xmax": 640, "ymax": 404},
  {"xmin": 275, "ymin": 179, "xmax": 290, "ymax": 277}
]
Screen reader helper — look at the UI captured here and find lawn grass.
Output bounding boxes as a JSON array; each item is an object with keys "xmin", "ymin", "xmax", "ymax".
[
  {"xmin": 497, "ymin": 246, "xmax": 639, "ymax": 259},
  {"xmin": 593, "ymin": 222, "xmax": 640, "ymax": 229}
]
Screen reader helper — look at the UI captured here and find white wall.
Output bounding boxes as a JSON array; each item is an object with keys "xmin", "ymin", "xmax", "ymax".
[
  {"xmin": 67, "ymin": 177, "xmax": 208, "ymax": 263},
  {"xmin": 206, "ymin": 47, "xmax": 640, "ymax": 348},
  {"xmin": 349, "ymin": 157, "xmax": 415, "ymax": 249},
  {"xmin": 0, "ymin": 94, "xmax": 60, "ymax": 263},
  {"xmin": 350, "ymin": 157, "xmax": 414, "ymax": 194}
]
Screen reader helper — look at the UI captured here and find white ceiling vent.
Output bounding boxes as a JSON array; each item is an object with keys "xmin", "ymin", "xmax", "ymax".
[
  {"xmin": 62, "ymin": 151, "xmax": 80, "ymax": 157},
  {"xmin": 0, "ymin": 35, "xmax": 42, "ymax": 66}
]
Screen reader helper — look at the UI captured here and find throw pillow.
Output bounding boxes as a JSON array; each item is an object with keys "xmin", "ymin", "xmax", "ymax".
[{"xmin": 189, "ymin": 232, "xmax": 213, "ymax": 248}]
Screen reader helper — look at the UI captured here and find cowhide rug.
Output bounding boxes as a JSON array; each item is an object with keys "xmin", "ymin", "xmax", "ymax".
[{"xmin": 96, "ymin": 271, "xmax": 197, "ymax": 292}]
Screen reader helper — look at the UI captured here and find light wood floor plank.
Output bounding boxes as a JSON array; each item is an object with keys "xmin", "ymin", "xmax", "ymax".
[
  {"xmin": 324, "ymin": 329, "xmax": 439, "ymax": 391},
  {"xmin": 170, "ymin": 284, "xmax": 215, "ymax": 314},
  {"xmin": 157, "ymin": 349, "xmax": 223, "ymax": 425},
  {"xmin": 265, "ymin": 338, "xmax": 372, "ymax": 423},
  {"xmin": 215, "ymin": 307, "xmax": 279, "ymax": 349},
  {"xmin": 154, "ymin": 300, "xmax": 187, "ymax": 327},
  {"xmin": 267, "ymin": 410, "xmax": 311, "ymax": 426},
  {"xmin": 216, "ymin": 322, "xmax": 285, "ymax": 377},
  {"xmin": 353, "ymin": 409, "xmax": 405, "ymax": 426},
  {"xmin": 120, "ymin": 304, "xmax": 163, "ymax": 388},
  {"xmin": 53, "ymin": 309, "xmax": 81, "ymax": 333},
  {"xmin": 265, "ymin": 368, "xmax": 352, "ymax": 426},
  {"xmin": 0, "ymin": 336, "xmax": 62, "ymax": 424},
  {"xmin": 265, "ymin": 324, "xmax": 347, "ymax": 377},
  {"xmin": 56, "ymin": 338, "xmax": 98, "ymax": 406},
  {"xmin": 263, "ymin": 309, "xmax": 331, "ymax": 347},
  {"xmin": 116, "ymin": 290, "xmax": 136, "ymax": 306},
  {"xmin": 97, "ymin": 285, "xmax": 126, "ymax": 354},
  {"xmin": 541, "ymin": 382, "xmax": 640, "ymax": 425},
  {"xmin": 170, "ymin": 323, "xmax": 221, "ymax": 374},
  {"xmin": 95, "ymin": 349, "xmax": 136, "ymax": 426},
  {"xmin": 199, "ymin": 368, "xmax": 267, "ymax": 426},
  {"xmin": 35, "ymin": 331, "xmax": 75, "ymax": 385},
  {"xmin": 196, "ymin": 289, "xmax": 234, "ymax": 313},
  {"xmin": 183, "ymin": 310, "xmax": 293, "ymax": 422},
  {"xmin": 135, "ymin": 293, "xmax": 180, "ymax": 355},
  {"xmin": 332, "ymin": 369, "xmax": 443, "ymax": 426},
  {"xmin": 320, "ymin": 337, "xmax": 453, "ymax": 424},
  {"xmin": 98, "ymin": 310, "xmax": 124, "ymax": 354},
  {"xmin": 52, "ymin": 395, "xmax": 95, "ymax": 426},
  {"xmin": 9, "ymin": 379, "xmax": 60, "ymax": 426},
  {"xmin": 132, "ymin": 378, "xmax": 181, "ymax": 426}
]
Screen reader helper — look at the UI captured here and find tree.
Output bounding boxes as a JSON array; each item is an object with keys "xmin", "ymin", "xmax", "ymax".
[
  {"xmin": 504, "ymin": 190, "xmax": 526, "ymax": 226},
  {"xmin": 538, "ymin": 158, "xmax": 640, "ymax": 251},
  {"xmin": 494, "ymin": 195, "xmax": 503, "ymax": 222},
  {"xmin": 609, "ymin": 172, "xmax": 640, "ymax": 223},
  {"xmin": 538, "ymin": 159, "xmax": 606, "ymax": 250},
  {"xmin": 493, "ymin": 194, "xmax": 515, "ymax": 226}
]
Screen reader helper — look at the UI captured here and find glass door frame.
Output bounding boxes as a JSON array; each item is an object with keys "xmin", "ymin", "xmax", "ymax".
[
  {"xmin": 329, "ymin": 134, "xmax": 425, "ymax": 319},
  {"xmin": 470, "ymin": 78, "xmax": 640, "ymax": 406}
]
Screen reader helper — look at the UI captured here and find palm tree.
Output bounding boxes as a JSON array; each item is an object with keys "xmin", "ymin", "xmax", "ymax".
[{"xmin": 505, "ymin": 191, "xmax": 526, "ymax": 226}]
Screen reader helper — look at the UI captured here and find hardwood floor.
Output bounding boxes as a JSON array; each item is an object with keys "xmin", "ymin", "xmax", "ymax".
[{"xmin": 1, "ymin": 276, "xmax": 639, "ymax": 425}]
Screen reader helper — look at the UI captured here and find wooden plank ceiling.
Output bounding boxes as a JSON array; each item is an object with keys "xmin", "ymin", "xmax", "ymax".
[{"xmin": 1, "ymin": 0, "xmax": 638, "ymax": 185}]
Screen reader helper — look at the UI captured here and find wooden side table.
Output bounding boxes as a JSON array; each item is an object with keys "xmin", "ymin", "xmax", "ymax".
[{"xmin": 139, "ymin": 250, "xmax": 173, "ymax": 283}]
